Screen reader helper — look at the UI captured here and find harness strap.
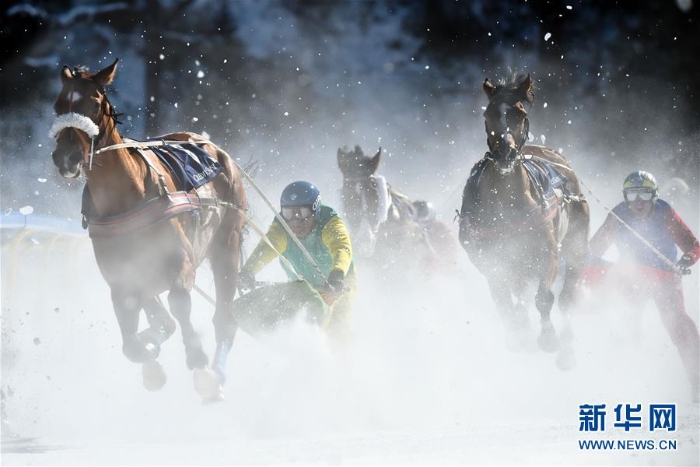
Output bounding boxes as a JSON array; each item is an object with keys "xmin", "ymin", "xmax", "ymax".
[
  {"xmin": 85, "ymin": 191, "xmax": 221, "ymax": 238},
  {"xmin": 133, "ymin": 147, "xmax": 169, "ymax": 196},
  {"xmin": 461, "ymin": 155, "xmax": 564, "ymax": 239}
]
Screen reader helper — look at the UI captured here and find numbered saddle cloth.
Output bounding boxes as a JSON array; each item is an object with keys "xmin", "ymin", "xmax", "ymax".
[{"xmin": 149, "ymin": 141, "xmax": 222, "ymax": 192}]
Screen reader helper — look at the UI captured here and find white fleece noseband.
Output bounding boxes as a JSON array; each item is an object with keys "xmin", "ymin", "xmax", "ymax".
[
  {"xmin": 49, "ymin": 112, "xmax": 100, "ymax": 169},
  {"xmin": 49, "ymin": 112, "xmax": 99, "ymax": 139}
]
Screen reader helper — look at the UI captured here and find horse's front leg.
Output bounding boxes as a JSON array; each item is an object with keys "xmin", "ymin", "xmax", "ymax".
[
  {"xmin": 209, "ymin": 227, "xmax": 243, "ymax": 388},
  {"xmin": 111, "ymin": 288, "xmax": 157, "ymax": 363},
  {"xmin": 139, "ymin": 296, "xmax": 177, "ymax": 356},
  {"xmin": 139, "ymin": 296, "xmax": 177, "ymax": 391},
  {"xmin": 485, "ymin": 272, "xmax": 533, "ymax": 350}
]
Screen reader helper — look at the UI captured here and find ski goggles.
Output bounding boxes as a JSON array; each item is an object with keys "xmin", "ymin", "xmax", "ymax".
[
  {"xmin": 623, "ymin": 189, "xmax": 654, "ymax": 203},
  {"xmin": 281, "ymin": 206, "xmax": 314, "ymax": 221}
]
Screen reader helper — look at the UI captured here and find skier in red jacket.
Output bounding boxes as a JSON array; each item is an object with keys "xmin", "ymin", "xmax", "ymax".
[{"xmin": 589, "ymin": 171, "xmax": 700, "ymax": 402}]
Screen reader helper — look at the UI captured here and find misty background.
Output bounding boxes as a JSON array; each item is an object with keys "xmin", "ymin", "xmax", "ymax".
[
  {"xmin": 1, "ymin": 1, "xmax": 699, "ymax": 465},
  {"xmin": 1, "ymin": 0, "xmax": 699, "ymax": 226}
]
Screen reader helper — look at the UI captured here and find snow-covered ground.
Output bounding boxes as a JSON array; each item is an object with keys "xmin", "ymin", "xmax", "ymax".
[{"xmin": 1, "ymin": 220, "xmax": 698, "ymax": 466}]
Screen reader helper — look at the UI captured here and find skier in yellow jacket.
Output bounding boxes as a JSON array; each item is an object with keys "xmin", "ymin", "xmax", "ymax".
[{"xmin": 239, "ymin": 181, "xmax": 356, "ymax": 338}]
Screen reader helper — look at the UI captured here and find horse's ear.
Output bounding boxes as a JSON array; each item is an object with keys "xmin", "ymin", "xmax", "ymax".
[
  {"xmin": 93, "ymin": 58, "xmax": 119, "ymax": 87},
  {"xmin": 60, "ymin": 65, "xmax": 72, "ymax": 84},
  {"xmin": 483, "ymin": 78, "xmax": 497, "ymax": 100},
  {"xmin": 370, "ymin": 147, "xmax": 382, "ymax": 173},
  {"xmin": 518, "ymin": 74, "xmax": 535, "ymax": 104}
]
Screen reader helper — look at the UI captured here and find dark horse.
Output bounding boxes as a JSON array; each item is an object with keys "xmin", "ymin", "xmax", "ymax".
[
  {"xmin": 458, "ymin": 75, "xmax": 589, "ymax": 368},
  {"xmin": 338, "ymin": 145, "xmax": 461, "ymax": 276},
  {"xmin": 49, "ymin": 59, "xmax": 247, "ymax": 401}
]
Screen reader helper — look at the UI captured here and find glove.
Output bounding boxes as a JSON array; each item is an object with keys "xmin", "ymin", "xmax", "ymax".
[
  {"xmin": 677, "ymin": 253, "xmax": 693, "ymax": 268},
  {"xmin": 326, "ymin": 269, "xmax": 345, "ymax": 292},
  {"xmin": 677, "ymin": 253, "xmax": 693, "ymax": 274},
  {"xmin": 238, "ymin": 268, "xmax": 256, "ymax": 293}
]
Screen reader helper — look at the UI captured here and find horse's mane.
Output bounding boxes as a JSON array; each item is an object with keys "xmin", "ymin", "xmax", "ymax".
[
  {"xmin": 72, "ymin": 65, "xmax": 92, "ymax": 79},
  {"xmin": 497, "ymin": 73, "xmax": 535, "ymax": 104}
]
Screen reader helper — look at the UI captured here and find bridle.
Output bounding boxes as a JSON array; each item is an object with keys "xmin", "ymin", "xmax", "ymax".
[
  {"xmin": 485, "ymin": 100, "xmax": 530, "ymax": 175},
  {"xmin": 50, "ymin": 80, "xmax": 121, "ymax": 170}
]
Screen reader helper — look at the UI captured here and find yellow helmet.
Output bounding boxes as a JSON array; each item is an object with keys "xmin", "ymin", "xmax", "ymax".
[{"xmin": 622, "ymin": 170, "xmax": 658, "ymax": 202}]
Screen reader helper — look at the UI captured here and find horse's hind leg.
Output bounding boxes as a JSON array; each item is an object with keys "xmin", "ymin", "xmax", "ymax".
[
  {"xmin": 558, "ymin": 200, "xmax": 590, "ymax": 314},
  {"xmin": 168, "ymin": 288, "xmax": 208, "ymax": 370},
  {"xmin": 168, "ymin": 287, "xmax": 224, "ymax": 400},
  {"xmin": 534, "ymin": 230, "xmax": 560, "ymax": 353},
  {"xmin": 208, "ymin": 222, "xmax": 243, "ymax": 387},
  {"xmin": 553, "ymin": 201, "xmax": 589, "ymax": 370}
]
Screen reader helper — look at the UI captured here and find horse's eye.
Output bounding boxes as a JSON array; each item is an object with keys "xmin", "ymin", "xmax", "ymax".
[
  {"xmin": 512, "ymin": 102, "xmax": 527, "ymax": 115},
  {"xmin": 90, "ymin": 97, "xmax": 101, "ymax": 111}
]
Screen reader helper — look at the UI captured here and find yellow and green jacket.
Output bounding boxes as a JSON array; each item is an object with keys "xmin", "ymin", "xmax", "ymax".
[{"xmin": 243, "ymin": 205, "xmax": 354, "ymax": 287}]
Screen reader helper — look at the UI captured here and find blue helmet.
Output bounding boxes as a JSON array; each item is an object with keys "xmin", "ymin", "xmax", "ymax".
[{"xmin": 280, "ymin": 181, "xmax": 321, "ymax": 214}]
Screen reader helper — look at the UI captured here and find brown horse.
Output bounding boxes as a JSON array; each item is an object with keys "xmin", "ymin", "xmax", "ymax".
[
  {"xmin": 49, "ymin": 59, "xmax": 247, "ymax": 401},
  {"xmin": 338, "ymin": 145, "xmax": 461, "ymax": 277},
  {"xmin": 458, "ymin": 74, "xmax": 589, "ymax": 368}
]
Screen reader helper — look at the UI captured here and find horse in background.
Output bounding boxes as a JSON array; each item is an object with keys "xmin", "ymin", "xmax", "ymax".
[
  {"xmin": 337, "ymin": 145, "xmax": 461, "ymax": 278},
  {"xmin": 49, "ymin": 59, "xmax": 247, "ymax": 401},
  {"xmin": 458, "ymin": 74, "xmax": 589, "ymax": 369}
]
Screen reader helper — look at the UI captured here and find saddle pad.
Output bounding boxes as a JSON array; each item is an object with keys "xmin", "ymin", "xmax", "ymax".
[
  {"xmin": 522, "ymin": 159, "xmax": 572, "ymax": 203},
  {"xmin": 149, "ymin": 142, "xmax": 222, "ymax": 192},
  {"xmin": 461, "ymin": 155, "xmax": 573, "ymax": 218}
]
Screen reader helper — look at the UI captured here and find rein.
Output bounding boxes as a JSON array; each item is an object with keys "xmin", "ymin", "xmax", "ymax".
[
  {"xmin": 230, "ymin": 155, "xmax": 331, "ymax": 289},
  {"xmin": 522, "ymin": 153, "xmax": 682, "ymax": 274},
  {"xmin": 94, "ymin": 139, "xmax": 211, "ymax": 155}
]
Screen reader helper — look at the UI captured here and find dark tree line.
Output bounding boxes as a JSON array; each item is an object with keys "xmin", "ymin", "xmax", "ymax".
[{"xmin": 1, "ymin": 0, "xmax": 698, "ymax": 214}]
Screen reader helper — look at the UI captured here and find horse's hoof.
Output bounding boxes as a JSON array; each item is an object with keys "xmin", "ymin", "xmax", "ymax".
[
  {"xmin": 202, "ymin": 390, "xmax": 226, "ymax": 405},
  {"xmin": 193, "ymin": 367, "xmax": 222, "ymax": 400},
  {"xmin": 142, "ymin": 360, "xmax": 167, "ymax": 391},
  {"xmin": 556, "ymin": 345, "xmax": 577, "ymax": 371},
  {"xmin": 537, "ymin": 323, "xmax": 560, "ymax": 353}
]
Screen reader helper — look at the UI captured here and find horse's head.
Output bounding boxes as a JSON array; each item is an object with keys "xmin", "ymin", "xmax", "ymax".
[
  {"xmin": 337, "ymin": 145, "xmax": 389, "ymax": 257},
  {"xmin": 483, "ymin": 73, "xmax": 534, "ymax": 173},
  {"xmin": 50, "ymin": 59, "xmax": 120, "ymax": 178}
]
